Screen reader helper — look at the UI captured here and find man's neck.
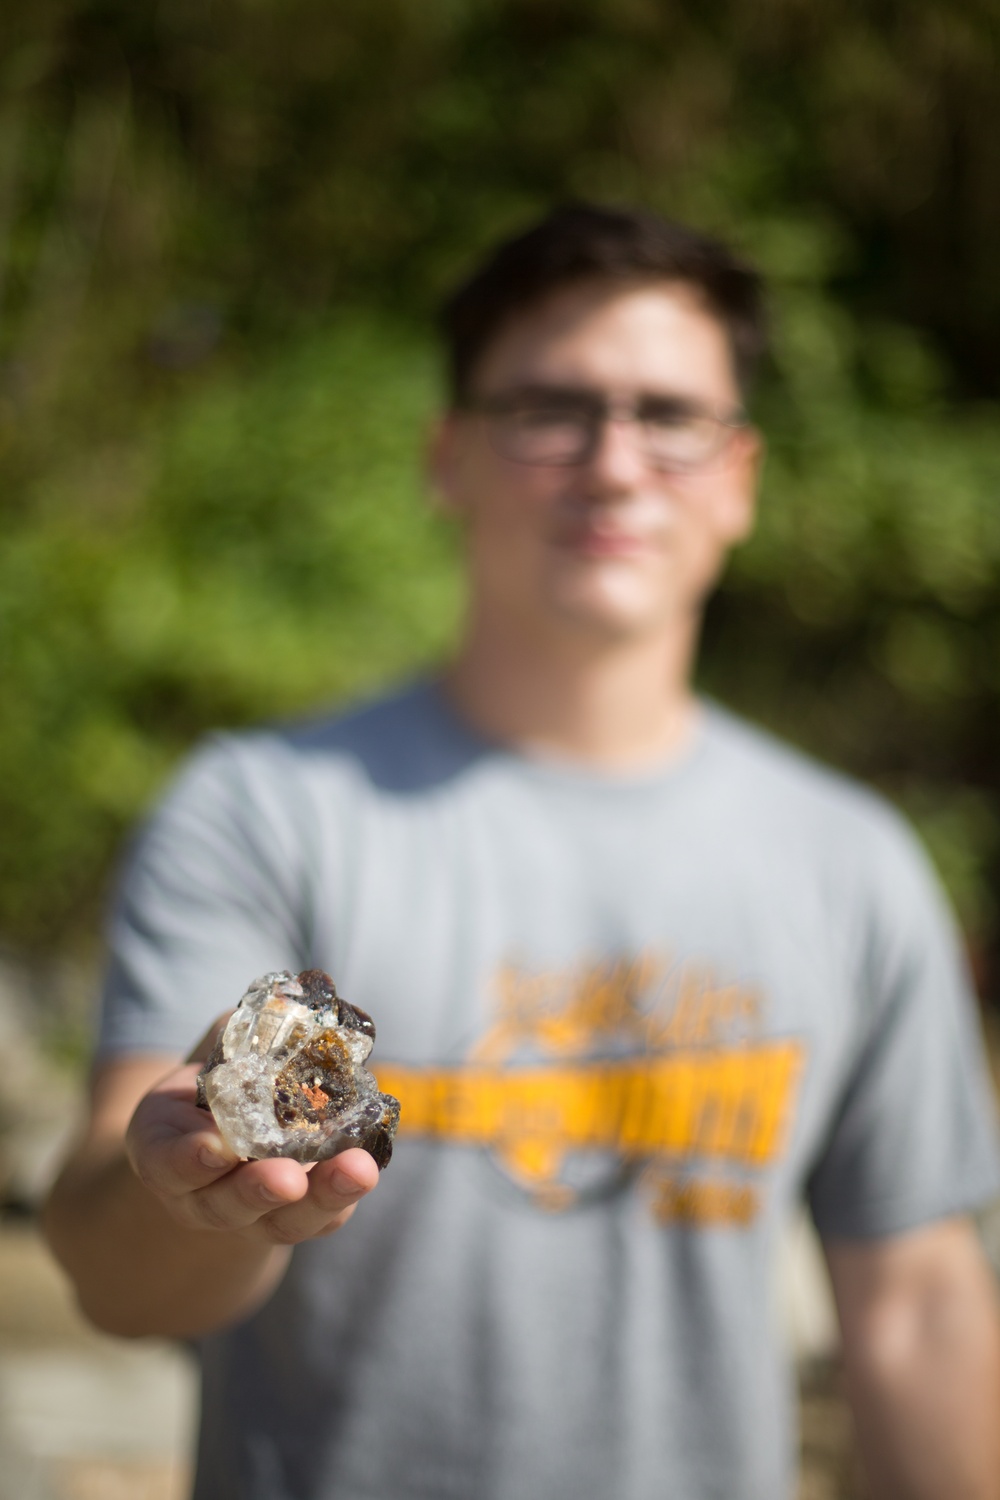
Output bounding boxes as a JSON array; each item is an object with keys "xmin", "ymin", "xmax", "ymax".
[{"xmin": 443, "ymin": 610, "xmax": 700, "ymax": 773}]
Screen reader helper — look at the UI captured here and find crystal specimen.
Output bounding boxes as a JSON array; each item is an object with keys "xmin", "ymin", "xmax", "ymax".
[{"xmin": 196, "ymin": 969, "xmax": 400, "ymax": 1168}]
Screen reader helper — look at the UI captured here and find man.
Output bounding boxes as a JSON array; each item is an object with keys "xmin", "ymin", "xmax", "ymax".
[{"xmin": 45, "ymin": 204, "xmax": 1000, "ymax": 1499}]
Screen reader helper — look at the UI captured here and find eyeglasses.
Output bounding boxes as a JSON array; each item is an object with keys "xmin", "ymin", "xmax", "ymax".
[{"xmin": 460, "ymin": 386, "xmax": 749, "ymax": 471}]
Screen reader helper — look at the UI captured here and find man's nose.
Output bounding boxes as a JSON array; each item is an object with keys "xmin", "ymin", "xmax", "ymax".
[{"xmin": 586, "ymin": 413, "xmax": 650, "ymax": 490}]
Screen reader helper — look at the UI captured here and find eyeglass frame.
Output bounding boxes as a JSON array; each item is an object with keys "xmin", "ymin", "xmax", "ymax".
[{"xmin": 455, "ymin": 383, "xmax": 751, "ymax": 471}]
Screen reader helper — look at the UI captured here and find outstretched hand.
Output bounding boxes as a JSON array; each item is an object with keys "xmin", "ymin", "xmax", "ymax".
[{"xmin": 124, "ymin": 1020, "xmax": 379, "ymax": 1246}]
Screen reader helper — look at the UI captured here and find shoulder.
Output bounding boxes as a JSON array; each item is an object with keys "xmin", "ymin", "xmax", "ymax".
[
  {"xmin": 157, "ymin": 676, "xmax": 478, "ymax": 824},
  {"xmin": 704, "ymin": 700, "xmax": 901, "ymax": 830},
  {"xmin": 114, "ymin": 684, "xmax": 445, "ymax": 922},
  {"xmin": 701, "ymin": 701, "xmax": 938, "ymax": 900}
]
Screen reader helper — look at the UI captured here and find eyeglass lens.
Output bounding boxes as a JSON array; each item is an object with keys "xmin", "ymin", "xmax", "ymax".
[{"xmin": 483, "ymin": 392, "xmax": 741, "ymax": 469}]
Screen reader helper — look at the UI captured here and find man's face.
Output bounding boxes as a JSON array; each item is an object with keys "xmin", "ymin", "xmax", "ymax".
[{"xmin": 431, "ymin": 278, "xmax": 760, "ymax": 643}]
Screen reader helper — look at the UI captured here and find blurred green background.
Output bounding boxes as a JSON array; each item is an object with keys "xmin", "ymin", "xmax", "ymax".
[{"xmin": 3, "ymin": 0, "xmax": 1000, "ymax": 999}]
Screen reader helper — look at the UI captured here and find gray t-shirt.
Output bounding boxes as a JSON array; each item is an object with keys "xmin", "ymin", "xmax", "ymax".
[{"xmin": 100, "ymin": 682, "xmax": 1000, "ymax": 1500}]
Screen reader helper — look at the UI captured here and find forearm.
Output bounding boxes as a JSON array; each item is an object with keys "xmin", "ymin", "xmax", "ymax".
[
  {"xmin": 45, "ymin": 1052, "xmax": 377, "ymax": 1339},
  {"xmin": 44, "ymin": 1144, "xmax": 289, "ymax": 1339},
  {"xmin": 835, "ymin": 1232, "xmax": 1000, "ymax": 1499}
]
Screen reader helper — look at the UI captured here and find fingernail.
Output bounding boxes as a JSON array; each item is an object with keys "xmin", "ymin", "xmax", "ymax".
[
  {"xmin": 258, "ymin": 1184, "xmax": 284, "ymax": 1205},
  {"xmin": 198, "ymin": 1146, "xmax": 229, "ymax": 1172}
]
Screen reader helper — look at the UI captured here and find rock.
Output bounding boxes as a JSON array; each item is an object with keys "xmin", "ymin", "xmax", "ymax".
[{"xmin": 196, "ymin": 970, "xmax": 399, "ymax": 1168}]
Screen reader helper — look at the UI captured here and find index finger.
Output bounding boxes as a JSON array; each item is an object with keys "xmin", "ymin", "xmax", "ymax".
[{"xmin": 126, "ymin": 1061, "xmax": 241, "ymax": 1197}]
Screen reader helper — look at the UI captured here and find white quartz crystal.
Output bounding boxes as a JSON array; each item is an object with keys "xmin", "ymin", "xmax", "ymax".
[{"xmin": 197, "ymin": 969, "xmax": 399, "ymax": 1166}]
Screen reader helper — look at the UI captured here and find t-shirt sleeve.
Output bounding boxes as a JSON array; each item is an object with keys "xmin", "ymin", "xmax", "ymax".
[
  {"xmin": 807, "ymin": 809, "xmax": 1000, "ymax": 1240},
  {"xmin": 97, "ymin": 734, "xmax": 315, "ymax": 1058}
]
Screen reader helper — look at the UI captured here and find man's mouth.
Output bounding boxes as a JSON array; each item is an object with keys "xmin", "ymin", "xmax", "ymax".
[{"xmin": 555, "ymin": 525, "xmax": 655, "ymax": 559}]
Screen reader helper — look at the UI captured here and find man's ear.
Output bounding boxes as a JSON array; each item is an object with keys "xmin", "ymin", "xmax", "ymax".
[
  {"xmin": 720, "ymin": 426, "xmax": 764, "ymax": 545},
  {"xmin": 425, "ymin": 412, "xmax": 465, "ymax": 516}
]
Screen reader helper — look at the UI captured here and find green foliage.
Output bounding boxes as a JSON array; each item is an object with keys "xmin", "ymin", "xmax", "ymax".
[
  {"xmin": 0, "ymin": 319, "xmax": 460, "ymax": 946},
  {"xmin": 699, "ymin": 226, "xmax": 1000, "ymax": 947},
  {"xmin": 2, "ymin": 0, "xmax": 1000, "ymax": 981}
]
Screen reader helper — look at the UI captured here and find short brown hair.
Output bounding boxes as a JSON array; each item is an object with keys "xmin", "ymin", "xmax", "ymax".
[{"xmin": 438, "ymin": 201, "xmax": 767, "ymax": 403}]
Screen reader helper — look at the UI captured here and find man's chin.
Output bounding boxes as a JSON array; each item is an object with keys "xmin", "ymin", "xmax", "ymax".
[{"xmin": 546, "ymin": 581, "xmax": 668, "ymax": 641}]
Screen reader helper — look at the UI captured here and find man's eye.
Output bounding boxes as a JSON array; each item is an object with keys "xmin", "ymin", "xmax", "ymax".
[
  {"xmin": 514, "ymin": 406, "xmax": 589, "ymax": 427},
  {"xmin": 641, "ymin": 404, "xmax": 696, "ymax": 429}
]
